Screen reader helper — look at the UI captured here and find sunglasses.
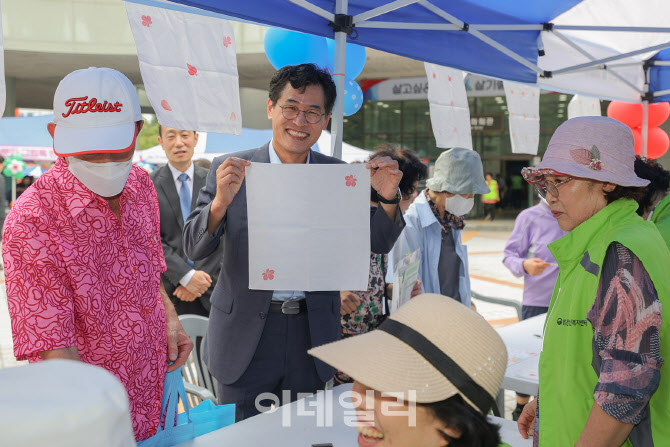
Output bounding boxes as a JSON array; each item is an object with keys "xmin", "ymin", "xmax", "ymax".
[{"xmin": 534, "ymin": 177, "xmax": 573, "ymax": 199}]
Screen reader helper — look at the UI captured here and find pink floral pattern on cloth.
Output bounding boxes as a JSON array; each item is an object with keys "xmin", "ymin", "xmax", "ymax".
[{"xmin": 3, "ymin": 158, "xmax": 168, "ymax": 442}]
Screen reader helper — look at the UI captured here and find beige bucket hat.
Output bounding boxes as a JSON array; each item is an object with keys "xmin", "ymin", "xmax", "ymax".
[{"xmin": 309, "ymin": 294, "xmax": 507, "ymax": 414}]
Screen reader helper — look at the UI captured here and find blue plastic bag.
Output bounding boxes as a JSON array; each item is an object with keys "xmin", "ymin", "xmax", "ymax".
[{"xmin": 138, "ymin": 367, "xmax": 235, "ymax": 446}]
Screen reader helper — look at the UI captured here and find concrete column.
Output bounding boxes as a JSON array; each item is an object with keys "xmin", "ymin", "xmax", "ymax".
[{"xmin": 3, "ymin": 76, "xmax": 16, "ymax": 118}]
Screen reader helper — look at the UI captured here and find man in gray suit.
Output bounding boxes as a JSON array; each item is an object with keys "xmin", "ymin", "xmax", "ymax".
[
  {"xmin": 183, "ymin": 64, "xmax": 405, "ymax": 421},
  {"xmin": 151, "ymin": 126, "xmax": 222, "ymax": 316}
]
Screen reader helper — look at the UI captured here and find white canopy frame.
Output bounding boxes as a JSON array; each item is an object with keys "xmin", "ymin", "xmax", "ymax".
[{"xmin": 281, "ymin": 0, "xmax": 670, "ymax": 158}]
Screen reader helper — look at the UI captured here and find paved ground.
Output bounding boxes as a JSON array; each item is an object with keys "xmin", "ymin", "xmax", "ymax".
[{"xmin": 0, "ymin": 219, "xmax": 525, "ymax": 418}]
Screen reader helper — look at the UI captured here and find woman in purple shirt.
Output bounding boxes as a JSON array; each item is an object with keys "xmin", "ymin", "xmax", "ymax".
[{"xmin": 502, "ymin": 199, "xmax": 566, "ymax": 420}]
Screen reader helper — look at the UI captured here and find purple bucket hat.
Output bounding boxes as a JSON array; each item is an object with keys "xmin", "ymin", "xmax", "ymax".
[{"xmin": 522, "ymin": 116, "xmax": 649, "ymax": 188}]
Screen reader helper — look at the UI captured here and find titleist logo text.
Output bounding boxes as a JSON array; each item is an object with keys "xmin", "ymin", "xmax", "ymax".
[{"xmin": 62, "ymin": 97, "xmax": 123, "ymax": 118}]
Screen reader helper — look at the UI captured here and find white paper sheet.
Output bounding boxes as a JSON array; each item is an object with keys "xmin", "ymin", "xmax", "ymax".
[
  {"xmin": 125, "ymin": 2, "xmax": 241, "ymax": 134},
  {"xmin": 504, "ymin": 81, "xmax": 540, "ymax": 154},
  {"xmin": 246, "ymin": 163, "xmax": 370, "ymax": 291},
  {"xmin": 425, "ymin": 63, "xmax": 473, "ymax": 149},
  {"xmin": 390, "ymin": 249, "xmax": 420, "ymax": 314}
]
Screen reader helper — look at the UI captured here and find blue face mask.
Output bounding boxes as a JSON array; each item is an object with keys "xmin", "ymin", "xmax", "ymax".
[{"xmin": 67, "ymin": 157, "xmax": 132, "ymax": 197}]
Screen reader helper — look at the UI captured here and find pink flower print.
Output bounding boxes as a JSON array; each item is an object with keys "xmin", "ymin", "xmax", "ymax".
[
  {"xmin": 262, "ymin": 269, "xmax": 275, "ymax": 280},
  {"xmin": 345, "ymin": 175, "xmax": 357, "ymax": 187},
  {"xmin": 590, "ymin": 160, "xmax": 602, "ymax": 171},
  {"xmin": 141, "ymin": 15, "xmax": 152, "ymax": 27},
  {"xmin": 161, "ymin": 100, "xmax": 172, "ymax": 111},
  {"xmin": 187, "ymin": 63, "xmax": 198, "ymax": 76},
  {"xmin": 223, "ymin": 36, "xmax": 232, "ymax": 48}
]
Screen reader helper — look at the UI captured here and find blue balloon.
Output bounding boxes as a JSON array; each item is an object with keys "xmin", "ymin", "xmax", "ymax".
[
  {"xmin": 264, "ymin": 28, "xmax": 328, "ymax": 70},
  {"xmin": 342, "ymin": 77, "xmax": 363, "ymax": 116},
  {"xmin": 325, "ymin": 39, "xmax": 367, "ymax": 79}
]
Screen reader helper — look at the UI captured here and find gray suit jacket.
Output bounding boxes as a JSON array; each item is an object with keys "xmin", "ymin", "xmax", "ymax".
[
  {"xmin": 151, "ymin": 164, "xmax": 223, "ymax": 311},
  {"xmin": 183, "ymin": 143, "xmax": 405, "ymax": 384}
]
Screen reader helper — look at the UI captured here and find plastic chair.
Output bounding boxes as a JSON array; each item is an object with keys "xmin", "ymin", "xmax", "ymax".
[{"xmin": 178, "ymin": 314, "xmax": 218, "ymax": 407}]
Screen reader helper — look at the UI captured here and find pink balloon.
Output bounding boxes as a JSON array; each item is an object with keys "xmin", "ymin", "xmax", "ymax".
[
  {"xmin": 607, "ymin": 101, "xmax": 643, "ymax": 129},
  {"xmin": 631, "ymin": 126, "xmax": 669, "ymax": 159}
]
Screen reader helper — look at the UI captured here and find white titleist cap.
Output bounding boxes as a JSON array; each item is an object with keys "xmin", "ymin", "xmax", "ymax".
[{"xmin": 52, "ymin": 67, "xmax": 142, "ymax": 156}]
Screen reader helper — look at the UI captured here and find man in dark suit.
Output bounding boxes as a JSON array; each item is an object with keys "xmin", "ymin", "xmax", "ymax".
[
  {"xmin": 151, "ymin": 126, "xmax": 222, "ymax": 316},
  {"xmin": 183, "ymin": 64, "xmax": 405, "ymax": 421}
]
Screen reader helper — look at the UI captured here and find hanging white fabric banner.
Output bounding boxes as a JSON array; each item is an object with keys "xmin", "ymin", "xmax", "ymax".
[
  {"xmin": 425, "ymin": 63, "xmax": 472, "ymax": 149},
  {"xmin": 504, "ymin": 81, "xmax": 540, "ymax": 155},
  {"xmin": 567, "ymin": 95, "xmax": 601, "ymax": 120},
  {"xmin": 125, "ymin": 2, "xmax": 241, "ymax": 134}
]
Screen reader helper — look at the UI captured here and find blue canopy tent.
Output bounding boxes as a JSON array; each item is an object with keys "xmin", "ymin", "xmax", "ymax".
[
  {"xmin": 0, "ymin": 114, "xmax": 55, "ymax": 161},
  {"xmin": 140, "ymin": 0, "xmax": 670, "ymax": 157}
]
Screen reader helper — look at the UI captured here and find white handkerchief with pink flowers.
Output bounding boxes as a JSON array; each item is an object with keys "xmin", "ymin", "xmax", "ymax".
[
  {"xmin": 125, "ymin": 1, "xmax": 241, "ymax": 134},
  {"xmin": 246, "ymin": 162, "xmax": 370, "ymax": 291}
]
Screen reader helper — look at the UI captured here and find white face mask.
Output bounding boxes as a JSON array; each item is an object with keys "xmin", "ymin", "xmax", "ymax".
[
  {"xmin": 67, "ymin": 157, "xmax": 132, "ymax": 198},
  {"xmin": 444, "ymin": 194, "xmax": 474, "ymax": 216}
]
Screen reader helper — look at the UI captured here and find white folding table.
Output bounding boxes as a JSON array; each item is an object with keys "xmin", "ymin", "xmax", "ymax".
[
  {"xmin": 176, "ymin": 384, "xmax": 531, "ymax": 446},
  {"xmin": 495, "ymin": 314, "xmax": 546, "ymax": 412}
]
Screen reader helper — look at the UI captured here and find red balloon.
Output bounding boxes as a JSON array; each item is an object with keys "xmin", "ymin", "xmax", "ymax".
[
  {"xmin": 648, "ymin": 102, "xmax": 670, "ymax": 128},
  {"xmin": 607, "ymin": 101, "xmax": 643, "ymax": 128},
  {"xmin": 631, "ymin": 127, "xmax": 670, "ymax": 159}
]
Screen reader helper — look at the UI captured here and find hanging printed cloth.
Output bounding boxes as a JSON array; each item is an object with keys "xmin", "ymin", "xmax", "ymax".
[
  {"xmin": 425, "ymin": 63, "xmax": 473, "ymax": 150},
  {"xmin": 125, "ymin": 1, "xmax": 242, "ymax": 134}
]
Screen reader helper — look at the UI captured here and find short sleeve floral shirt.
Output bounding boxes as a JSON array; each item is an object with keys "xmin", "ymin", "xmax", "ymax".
[{"xmin": 3, "ymin": 158, "xmax": 168, "ymax": 441}]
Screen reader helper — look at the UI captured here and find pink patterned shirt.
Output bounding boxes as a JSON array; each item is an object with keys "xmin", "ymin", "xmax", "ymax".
[{"xmin": 3, "ymin": 158, "xmax": 168, "ymax": 441}]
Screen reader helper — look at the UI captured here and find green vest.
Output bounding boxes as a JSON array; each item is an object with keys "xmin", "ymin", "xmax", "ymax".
[
  {"xmin": 540, "ymin": 199, "xmax": 670, "ymax": 447},
  {"xmin": 482, "ymin": 180, "xmax": 499, "ymax": 201},
  {"xmin": 651, "ymin": 193, "xmax": 670, "ymax": 250}
]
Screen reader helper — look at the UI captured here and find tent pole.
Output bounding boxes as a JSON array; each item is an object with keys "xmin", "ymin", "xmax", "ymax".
[
  {"xmin": 331, "ymin": 0, "xmax": 348, "ymax": 160},
  {"xmin": 642, "ymin": 100, "xmax": 649, "ymax": 158},
  {"xmin": 552, "ymin": 41, "xmax": 670, "ymax": 76}
]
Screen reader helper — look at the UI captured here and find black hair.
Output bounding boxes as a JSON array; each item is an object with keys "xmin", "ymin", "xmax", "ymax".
[
  {"xmin": 368, "ymin": 147, "xmax": 428, "ymax": 202},
  {"xmin": 423, "ymin": 394, "xmax": 501, "ymax": 447},
  {"xmin": 158, "ymin": 125, "xmax": 196, "ymax": 138},
  {"xmin": 268, "ymin": 64, "xmax": 337, "ymax": 115},
  {"xmin": 604, "ymin": 185, "xmax": 647, "ymax": 206},
  {"xmin": 633, "ymin": 156, "xmax": 670, "ymax": 216}
]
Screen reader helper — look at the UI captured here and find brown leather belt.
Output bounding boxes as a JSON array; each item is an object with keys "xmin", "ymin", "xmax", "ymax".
[{"xmin": 269, "ymin": 299, "xmax": 308, "ymax": 315}]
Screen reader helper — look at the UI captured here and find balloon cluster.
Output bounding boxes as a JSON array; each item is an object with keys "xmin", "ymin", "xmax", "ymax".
[
  {"xmin": 264, "ymin": 28, "xmax": 366, "ymax": 116},
  {"xmin": 3, "ymin": 154, "xmax": 26, "ymax": 180},
  {"xmin": 607, "ymin": 101, "xmax": 670, "ymax": 159}
]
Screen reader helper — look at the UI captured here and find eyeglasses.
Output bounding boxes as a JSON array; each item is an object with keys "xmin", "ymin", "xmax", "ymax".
[
  {"xmin": 534, "ymin": 177, "xmax": 573, "ymax": 199},
  {"xmin": 279, "ymin": 105, "xmax": 325, "ymax": 124}
]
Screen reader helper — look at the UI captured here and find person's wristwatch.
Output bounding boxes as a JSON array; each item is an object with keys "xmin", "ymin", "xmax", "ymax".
[{"xmin": 377, "ymin": 187, "xmax": 402, "ymax": 205}]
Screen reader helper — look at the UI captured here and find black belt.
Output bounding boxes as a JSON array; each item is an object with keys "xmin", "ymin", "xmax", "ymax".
[{"xmin": 269, "ymin": 299, "xmax": 308, "ymax": 315}]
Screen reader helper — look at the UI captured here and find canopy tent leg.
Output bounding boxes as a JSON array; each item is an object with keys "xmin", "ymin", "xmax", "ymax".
[
  {"xmin": 330, "ymin": 0, "xmax": 348, "ymax": 160},
  {"xmin": 642, "ymin": 100, "xmax": 648, "ymax": 158}
]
